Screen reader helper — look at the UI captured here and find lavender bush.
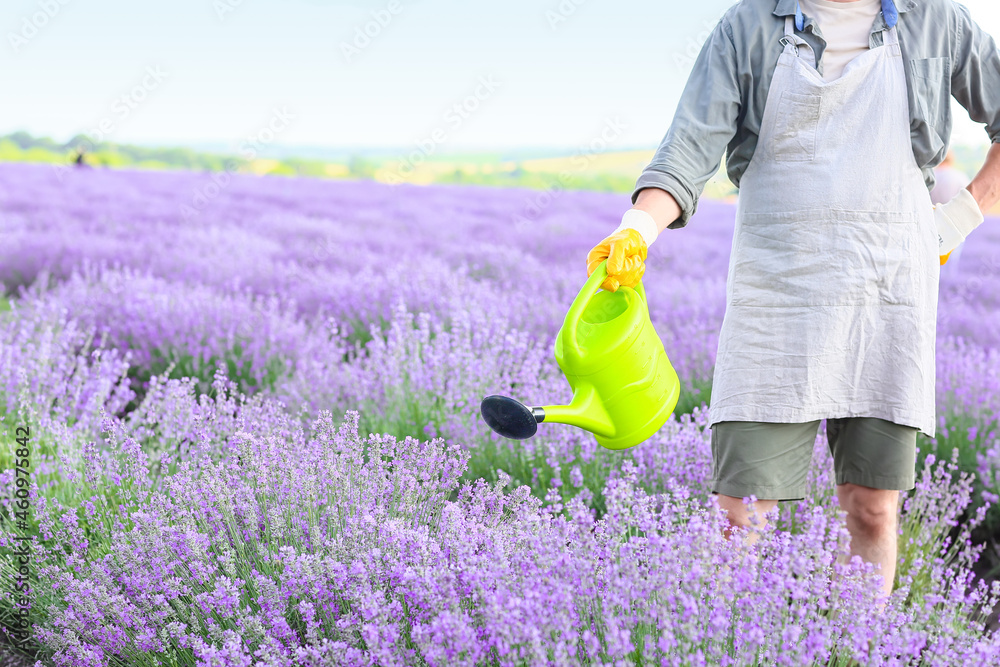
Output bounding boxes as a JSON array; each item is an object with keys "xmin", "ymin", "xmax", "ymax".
[
  {"xmin": 4, "ymin": 400, "xmax": 998, "ymax": 665},
  {"xmin": 1, "ymin": 161, "xmax": 1000, "ymax": 663}
]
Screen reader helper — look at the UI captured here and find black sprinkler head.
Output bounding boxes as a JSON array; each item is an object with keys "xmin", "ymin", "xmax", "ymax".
[{"xmin": 480, "ymin": 395, "xmax": 545, "ymax": 440}]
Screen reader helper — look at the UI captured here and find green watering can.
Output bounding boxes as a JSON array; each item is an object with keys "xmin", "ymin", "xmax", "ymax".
[{"xmin": 481, "ymin": 259, "xmax": 680, "ymax": 450}]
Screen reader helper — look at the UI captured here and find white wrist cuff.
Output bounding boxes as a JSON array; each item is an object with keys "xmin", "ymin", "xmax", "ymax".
[
  {"xmin": 615, "ymin": 209, "xmax": 659, "ymax": 248},
  {"xmin": 936, "ymin": 188, "xmax": 984, "ymax": 254}
]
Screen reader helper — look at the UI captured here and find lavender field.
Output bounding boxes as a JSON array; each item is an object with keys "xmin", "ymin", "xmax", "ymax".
[{"xmin": 2, "ymin": 161, "xmax": 1000, "ymax": 665}]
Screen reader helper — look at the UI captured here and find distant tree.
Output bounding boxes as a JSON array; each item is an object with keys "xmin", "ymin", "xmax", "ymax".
[
  {"xmin": 348, "ymin": 156, "xmax": 376, "ymax": 179},
  {"xmin": 284, "ymin": 158, "xmax": 328, "ymax": 178},
  {"xmin": 8, "ymin": 131, "xmax": 33, "ymax": 149}
]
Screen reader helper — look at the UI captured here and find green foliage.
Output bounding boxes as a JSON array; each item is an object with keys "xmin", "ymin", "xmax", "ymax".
[
  {"xmin": 355, "ymin": 388, "xmax": 442, "ymax": 444},
  {"xmin": 262, "ymin": 162, "xmax": 298, "ymax": 177},
  {"xmin": 121, "ymin": 343, "xmax": 288, "ymax": 417},
  {"xmin": 0, "ymin": 408, "xmax": 132, "ymax": 662},
  {"xmin": 464, "ymin": 432, "xmax": 611, "ymax": 515},
  {"xmin": 466, "ymin": 378, "xmax": 715, "ymax": 518},
  {"xmin": 284, "ymin": 157, "xmax": 331, "ymax": 178},
  {"xmin": 918, "ymin": 412, "xmax": 992, "ymax": 482},
  {"xmin": 89, "ymin": 150, "xmax": 129, "ymax": 168},
  {"xmin": 0, "ymin": 413, "xmax": 110, "ymax": 551},
  {"xmin": 435, "ymin": 168, "xmax": 636, "ymax": 193},
  {"xmin": 0, "ymin": 132, "xmax": 730, "ymax": 200},
  {"xmin": 342, "ymin": 314, "xmax": 391, "ymax": 352},
  {"xmin": 348, "ymin": 156, "xmax": 377, "ymax": 179},
  {"xmin": 674, "ymin": 377, "xmax": 713, "ymax": 416},
  {"xmin": 347, "ymin": 319, "xmax": 449, "ymax": 443},
  {"xmin": 894, "ymin": 450, "xmax": 983, "ymax": 612},
  {"xmin": 914, "ymin": 382, "xmax": 1000, "ymax": 541},
  {"xmin": 0, "ymin": 139, "xmax": 65, "ymax": 164},
  {"xmin": 0, "ymin": 132, "xmax": 335, "ymax": 179},
  {"xmin": 0, "ymin": 404, "xmax": 174, "ymax": 664}
]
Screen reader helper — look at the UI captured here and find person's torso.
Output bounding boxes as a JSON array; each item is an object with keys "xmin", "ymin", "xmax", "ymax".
[
  {"xmin": 716, "ymin": 0, "xmax": 959, "ymax": 191},
  {"xmin": 707, "ymin": 10, "xmax": 941, "ymax": 436}
]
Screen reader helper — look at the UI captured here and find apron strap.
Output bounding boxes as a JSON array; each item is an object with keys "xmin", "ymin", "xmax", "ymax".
[
  {"xmin": 784, "ymin": 9, "xmax": 897, "ymax": 69},
  {"xmin": 782, "ymin": 15, "xmax": 818, "ymax": 69},
  {"xmin": 883, "ymin": 24, "xmax": 899, "ymax": 48}
]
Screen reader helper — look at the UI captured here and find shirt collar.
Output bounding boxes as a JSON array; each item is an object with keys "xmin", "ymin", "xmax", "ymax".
[{"xmin": 773, "ymin": 0, "xmax": 917, "ymax": 19}]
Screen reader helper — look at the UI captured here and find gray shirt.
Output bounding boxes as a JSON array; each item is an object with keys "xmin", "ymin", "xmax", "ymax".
[{"xmin": 635, "ymin": 0, "xmax": 1000, "ymax": 228}]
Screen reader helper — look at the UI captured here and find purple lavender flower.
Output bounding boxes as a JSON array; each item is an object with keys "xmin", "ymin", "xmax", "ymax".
[{"xmin": 1, "ymin": 162, "xmax": 999, "ymax": 664}]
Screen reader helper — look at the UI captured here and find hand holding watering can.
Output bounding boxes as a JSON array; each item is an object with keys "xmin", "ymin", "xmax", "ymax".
[
  {"xmin": 481, "ymin": 212, "xmax": 680, "ymax": 451},
  {"xmin": 586, "ymin": 224, "xmax": 649, "ymax": 293}
]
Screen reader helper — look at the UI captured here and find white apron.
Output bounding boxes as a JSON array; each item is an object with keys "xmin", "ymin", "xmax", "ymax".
[{"xmin": 708, "ymin": 14, "xmax": 939, "ymax": 438}]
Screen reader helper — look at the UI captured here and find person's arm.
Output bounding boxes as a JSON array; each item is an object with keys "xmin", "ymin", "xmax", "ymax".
[
  {"xmin": 933, "ymin": 6, "xmax": 1000, "ymax": 259},
  {"xmin": 950, "ymin": 4, "xmax": 1000, "ymax": 214},
  {"xmin": 588, "ymin": 13, "xmax": 741, "ymax": 289},
  {"xmin": 630, "ymin": 15, "xmax": 742, "ymax": 232},
  {"xmin": 967, "ymin": 142, "xmax": 1000, "ymax": 214},
  {"xmin": 632, "ymin": 187, "xmax": 683, "ymax": 236},
  {"xmin": 611, "ymin": 16, "xmax": 741, "ymax": 246}
]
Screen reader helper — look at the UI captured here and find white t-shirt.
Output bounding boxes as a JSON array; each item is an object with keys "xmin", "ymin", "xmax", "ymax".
[{"xmin": 799, "ymin": 0, "xmax": 882, "ymax": 81}]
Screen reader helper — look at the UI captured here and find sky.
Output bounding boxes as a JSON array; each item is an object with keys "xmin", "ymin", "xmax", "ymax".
[{"xmin": 1, "ymin": 0, "xmax": 998, "ymax": 154}]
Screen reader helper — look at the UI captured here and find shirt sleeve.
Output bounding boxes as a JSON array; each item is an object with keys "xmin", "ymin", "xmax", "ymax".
[
  {"xmin": 951, "ymin": 4, "xmax": 1000, "ymax": 145},
  {"xmin": 631, "ymin": 17, "xmax": 742, "ymax": 229}
]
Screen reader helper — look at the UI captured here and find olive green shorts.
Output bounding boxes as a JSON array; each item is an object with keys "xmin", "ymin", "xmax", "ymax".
[{"xmin": 710, "ymin": 417, "xmax": 918, "ymax": 501}]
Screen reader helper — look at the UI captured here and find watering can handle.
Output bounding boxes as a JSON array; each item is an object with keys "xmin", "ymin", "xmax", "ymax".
[{"xmin": 564, "ymin": 259, "xmax": 648, "ymax": 359}]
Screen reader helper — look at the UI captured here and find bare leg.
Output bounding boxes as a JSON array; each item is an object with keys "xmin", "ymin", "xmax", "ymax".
[
  {"xmin": 716, "ymin": 494, "xmax": 779, "ymax": 546},
  {"xmin": 835, "ymin": 483, "xmax": 900, "ymax": 602}
]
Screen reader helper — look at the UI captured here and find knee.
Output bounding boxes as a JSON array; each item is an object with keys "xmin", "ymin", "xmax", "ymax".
[
  {"xmin": 717, "ymin": 494, "xmax": 750, "ymax": 528},
  {"xmin": 716, "ymin": 494, "xmax": 777, "ymax": 529},
  {"xmin": 840, "ymin": 485, "xmax": 898, "ymax": 538}
]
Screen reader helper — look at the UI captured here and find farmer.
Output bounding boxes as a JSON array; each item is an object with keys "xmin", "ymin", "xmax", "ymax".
[{"xmin": 587, "ymin": 0, "xmax": 1000, "ymax": 601}]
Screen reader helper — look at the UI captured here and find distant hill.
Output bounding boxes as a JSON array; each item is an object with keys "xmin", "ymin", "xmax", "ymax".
[
  {"xmin": 0, "ymin": 131, "xmax": 994, "ymax": 210},
  {"xmin": 0, "ymin": 131, "xmax": 652, "ymax": 194},
  {"xmin": 0, "ymin": 131, "xmax": 345, "ymax": 178}
]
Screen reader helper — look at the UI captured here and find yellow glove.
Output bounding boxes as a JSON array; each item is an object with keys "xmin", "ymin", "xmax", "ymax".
[{"xmin": 586, "ymin": 227, "xmax": 647, "ymax": 292}]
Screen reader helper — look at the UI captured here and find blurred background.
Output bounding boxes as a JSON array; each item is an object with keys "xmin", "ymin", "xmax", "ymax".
[{"xmin": 1, "ymin": 0, "xmax": 997, "ymax": 206}]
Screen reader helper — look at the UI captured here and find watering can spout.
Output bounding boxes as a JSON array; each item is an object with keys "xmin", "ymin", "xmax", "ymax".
[
  {"xmin": 479, "ymin": 389, "xmax": 614, "ymax": 441},
  {"xmin": 539, "ymin": 383, "xmax": 615, "ymax": 438}
]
